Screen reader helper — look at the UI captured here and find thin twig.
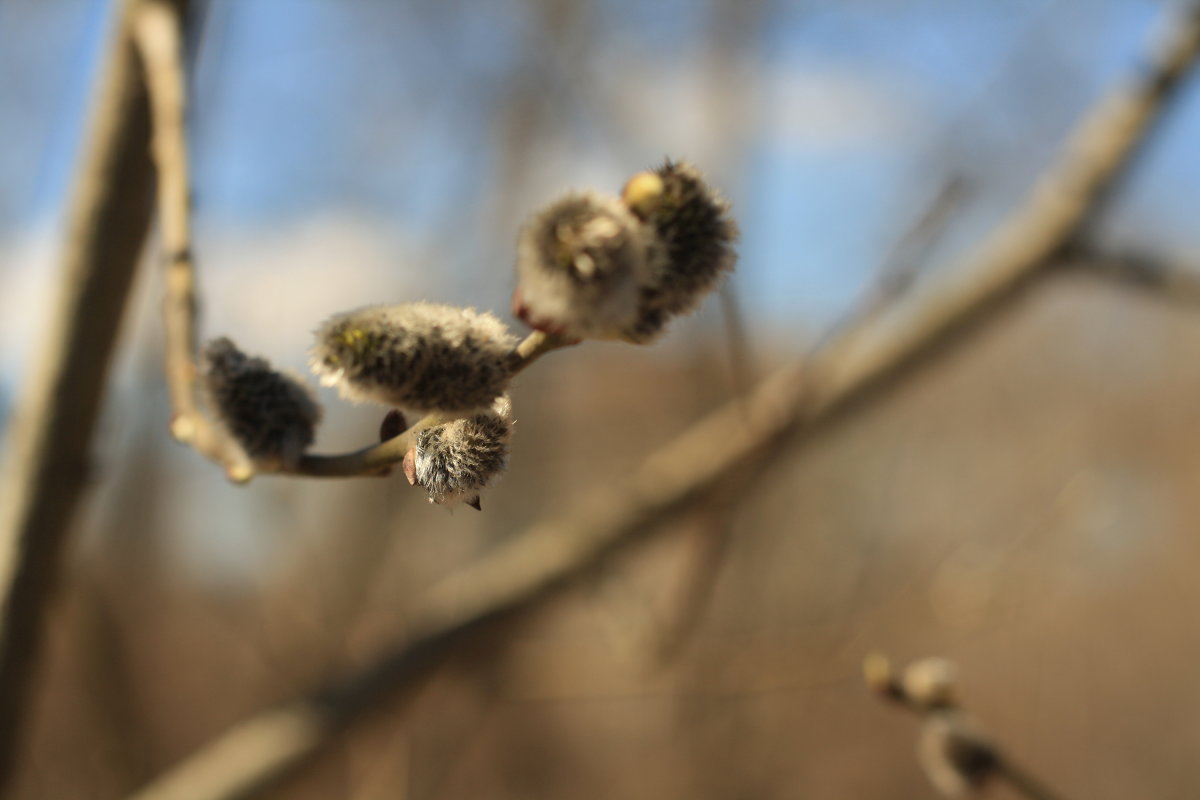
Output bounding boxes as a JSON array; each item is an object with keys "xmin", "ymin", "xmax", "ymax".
[
  {"xmin": 1065, "ymin": 245, "xmax": 1200, "ymax": 305},
  {"xmin": 865, "ymin": 654, "xmax": 1069, "ymax": 800},
  {"xmin": 998, "ymin": 760, "xmax": 1071, "ymax": 800},
  {"xmin": 0, "ymin": 0, "xmax": 175, "ymax": 788},
  {"xmin": 812, "ymin": 173, "xmax": 968, "ymax": 357},
  {"xmin": 870, "ymin": 174, "xmax": 968, "ymax": 310},
  {"xmin": 121, "ymin": 9, "xmax": 1200, "ymax": 798},
  {"xmin": 132, "ymin": 0, "xmax": 250, "ymax": 480},
  {"xmin": 653, "ymin": 492, "xmax": 740, "ymax": 665}
]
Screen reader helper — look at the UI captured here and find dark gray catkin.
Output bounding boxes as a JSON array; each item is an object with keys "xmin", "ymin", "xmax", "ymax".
[{"xmin": 202, "ymin": 337, "xmax": 321, "ymax": 469}]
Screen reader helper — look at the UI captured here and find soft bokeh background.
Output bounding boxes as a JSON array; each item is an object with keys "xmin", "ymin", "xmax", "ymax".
[{"xmin": 3, "ymin": 0, "xmax": 1200, "ymax": 797}]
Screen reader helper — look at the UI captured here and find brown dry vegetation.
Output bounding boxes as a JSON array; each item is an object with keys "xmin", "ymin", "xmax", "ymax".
[{"xmin": 13, "ymin": 268, "xmax": 1200, "ymax": 799}]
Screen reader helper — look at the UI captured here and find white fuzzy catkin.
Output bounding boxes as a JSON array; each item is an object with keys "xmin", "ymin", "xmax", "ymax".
[
  {"xmin": 310, "ymin": 302, "xmax": 518, "ymax": 414},
  {"xmin": 202, "ymin": 338, "xmax": 321, "ymax": 470},
  {"xmin": 412, "ymin": 396, "xmax": 513, "ymax": 506},
  {"xmin": 513, "ymin": 192, "xmax": 649, "ymax": 341}
]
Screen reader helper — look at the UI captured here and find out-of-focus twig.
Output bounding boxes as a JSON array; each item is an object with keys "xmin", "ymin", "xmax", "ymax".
[
  {"xmin": 653, "ymin": 493, "xmax": 740, "ymax": 665},
  {"xmin": 865, "ymin": 654, "xmax": 1068, "ymax": 800},
  {"xmin": 869, "ymin": 175, "xmax": 968, "ymax": 311},
  {"xmin": 122, "ymin": 6, "xmax": 1200, "ymax": 800},
  {"xmin": 718, "ymin": 283, "xmax": 755, "ymax": 400},
  {"xmin": 0, "ymin": 0, "xmax": 173, "ymax": 788},
  {"xmin": 133, "ymin": 0, "xmax": 248, "ymax": 480},
  {"xmin": 1064, "ymin": 245, "xmax": 1200, "ymax": 305}
]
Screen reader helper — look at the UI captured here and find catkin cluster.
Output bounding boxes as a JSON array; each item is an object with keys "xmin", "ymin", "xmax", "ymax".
[
  {"xmin": 865, "ymin": 655, "xmax": 1008, "ymax": 799},
  {"xmin": 514, "ymin": 159, "xmax": 738, "ymax": 343},
  {"xmin": 203, "ymin": 158, "xmax": 735, "ymax": 506},
  {"xmin": 309, "ymin": 301, "xmax": 518, "ymax": 506}
]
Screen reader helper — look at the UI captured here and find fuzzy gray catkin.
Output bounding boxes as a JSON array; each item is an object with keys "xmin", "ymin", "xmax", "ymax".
[
  {"xmin": 410, "ymin": 396, "xmax": 513, "ymax": 507},
  {"xmin": 310, "ymin": 302, "xmax": 518, "ymax": 414},
  {"xmin": 513, "ymin": 192, "xmax": 648, "ymax": 340},
  {"xmin": 202, "ymin": 338, "xmax": 321, "ymax": 469},
  {"xmin": 624, "ymin": 159, "xmax": 739, "ymax": 342}
]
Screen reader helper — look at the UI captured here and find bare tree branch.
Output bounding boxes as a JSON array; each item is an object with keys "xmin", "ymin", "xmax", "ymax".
[
  {"xmin": 0, "ymin": 0, "xmax": 171, "ymax": 787},
  {"xmin": 133, "ymin": 0, "xmax": 247, "ymax": 480},
  {"xmin": 118, "ymin": 7, "xmax": 1200, "ymax": 799},
  {"xmin": 865, "ymin": 654, "xmax": 1068, "ymax": 800}
]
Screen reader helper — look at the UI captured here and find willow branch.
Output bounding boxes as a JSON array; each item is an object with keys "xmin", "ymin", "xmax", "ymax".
[
  {"xmin": 123, "ymin": 6, "xmax": 1200, "ymax": 799},
  {"xmin": 865, "ymin": 654, "xmax": 1069, "ymax": 800},
  {"xmin": 132, "ymin": 0, "xmax": 252, "ymax": 481},
  {"xmin": 0, "ymin": 0, "xmax": 169, "ymax": 788},
  {"xmin": 1065, "ymin": 245, "xmax": 1200, "ymax": 305}
]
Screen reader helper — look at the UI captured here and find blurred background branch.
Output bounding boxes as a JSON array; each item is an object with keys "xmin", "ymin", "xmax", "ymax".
[
  {"xmin": 3, "ymin": 1, "xmax": 1200, "ymax": 798},
  {"xmin": 865, "ymin": 654, "xmax": 1067, "ymax": 800},
  {"xmin": 0, "ymin": 0, "xmax": 171, "ymax": 787},
  {"xmin": 121, "ymin": 8, "xmax": 1200, "ymax": 795}
]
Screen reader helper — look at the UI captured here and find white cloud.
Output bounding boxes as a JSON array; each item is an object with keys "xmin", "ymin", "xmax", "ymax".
[
  {"xmin": 765, "ymin": 61, "xmax": 928, "ymax": 150},
  {"xmin": 196, "ymin": 214, "xmax": 429, "ymax": 368}
]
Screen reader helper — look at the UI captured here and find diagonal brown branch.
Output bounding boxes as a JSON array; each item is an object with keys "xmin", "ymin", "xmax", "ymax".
[
  {"xmin": 121, "ymin": 5, "xmax": 1200, "ymax": 800},
  {"xmin": 0, "ymin": 0, "xmax": 174, "ymax": 788}
]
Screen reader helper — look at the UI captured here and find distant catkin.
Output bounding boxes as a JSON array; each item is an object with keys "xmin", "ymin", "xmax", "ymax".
[
  {"xmin": 917, "ymin": 710, "xmax": 1000, "ymax": 798},
  {"xmin": 513, "ymin": 192, "xmax": 648, "ymax": 340},
  {"xmin": 310, "ymin": 302, "xmax": 518, "ymax": 414},
  {"xmin": 409, "ymin": 396, "xmax": 513, "ymax": 507},
  {"xmin": 902, "ymin": 657, "xmax": 959, "ymax": 710},
  {"xmin": 202, "ymin": 337, "xmax": 321, "ymax": 470},
  {"xmin": 623, "ymin": 159, "xmax": 738, "ymax": 342}
]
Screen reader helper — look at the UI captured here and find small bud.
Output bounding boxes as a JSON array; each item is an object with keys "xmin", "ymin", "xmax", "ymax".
[
  {"xmin": 621, "ymin": 171, "xmax": 664, "ymax": 217},
  {"xmin": 863, "ymin": 652, "xmax": 898, "ymax": 697},
  {"xmin": 202, "ymin": 338, "xmax": 321, "ymax": 470},
  {"xmin": 402, "ymin": 448, "xmax": 418, "ymax": 485},
  {"xmin": 311, "ymin": 302, "xmax": 518, "ymax": 414},
  {"xmin": 514, "ymin": 192, "xmax": 650, "ymax": 341},
  {"xmin": 902, "ymin": 658, "xmax": 958, "ymax": 710},
  {"xmin": 918, "ymin": 711, "xmax": 999, "ymax": 797},
  {"xmin": 411, "ymin": 396, "xmax": 513, "ymax": 506},
  {"xmin": 624, "ymin": 160, "xmax": 738, "ymax": 343}
]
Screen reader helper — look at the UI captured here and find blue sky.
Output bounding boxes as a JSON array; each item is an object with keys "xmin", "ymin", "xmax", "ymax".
[
  {"xmin": 2, "ymin": 0, "xmax": 1198, "ymax": 344},
  {"xmin": 3, "ymin": 0, "xmax": 1199, "ymax": 575}
]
